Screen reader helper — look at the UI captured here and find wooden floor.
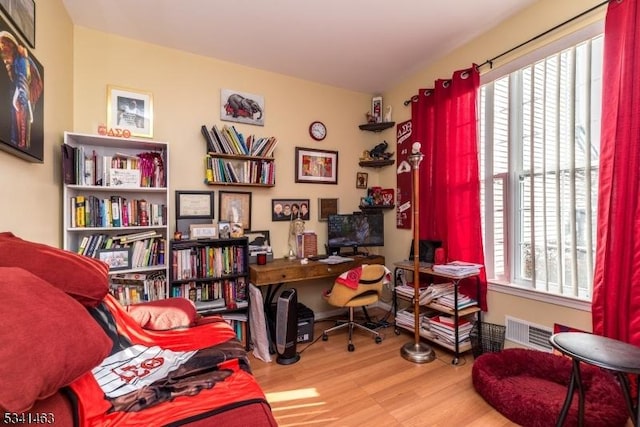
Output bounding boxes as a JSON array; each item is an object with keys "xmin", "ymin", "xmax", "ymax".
[{"xmin": 249, "ymin": 311, "xmax": 519, "ymax": 427}]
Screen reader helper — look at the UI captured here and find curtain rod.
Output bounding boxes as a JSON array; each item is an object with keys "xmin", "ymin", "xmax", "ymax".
[{"xmin": 403, "ymin": 0, "xmax": 611, "ymax": 106}]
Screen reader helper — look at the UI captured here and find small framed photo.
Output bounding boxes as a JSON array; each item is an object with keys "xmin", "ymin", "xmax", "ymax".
[
  {"xmin": 272, "ymin": 199, "xmax": 310, "ymax": 221},
  {"xmin": 230, "ymin": 222, "xmax": 244, "ymax": 237},
  {"xmin": 218, "ymin": 221, "xmax": 231, "ymax": 239},
  {"xmin": 107, "ymin": 85, "xmax": 154, "ymax": 138},
  {"xmin": 318, "ymin": 198, "xmax": 338, "ymax": 221},
  {"xmin": 189, "ymin": 223, "xmax": 218, "ymax": 239},
  {"xmin": 295, "ymin": 147, "xmax": 338, "ymax": 184},
  {"xmin": 176, "ymin": 191, "xmax": 215, "ymax": 220},
  {"xmin": 372, "ymin": 96, "xmax": 383, "ymax": 123},
  {"xmin": 219, "ymin": 191, "xmax": 252, "ymax": 230},
  {"xmin": 97, "ymin": 248, "xmax": 132, "ymax": 271},
  {"xmin": 356, "ymin": 172, "xmax": 368, "ymax": 189},
  {"xmin": 246, "ymin": 230, "xmax": 270, "ymax": 249}
]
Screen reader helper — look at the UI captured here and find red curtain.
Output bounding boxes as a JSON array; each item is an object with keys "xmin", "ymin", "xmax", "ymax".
[
  {"xmin": 592, "ymin": 0, "xmax": 640, "ymax": 345},
  {"xmin": 410, "ymin": 66, "xmax": 487, "ymax": 311}
]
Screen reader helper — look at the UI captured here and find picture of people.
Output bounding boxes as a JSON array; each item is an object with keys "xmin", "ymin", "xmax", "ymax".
[
  {"xmin": 107, "ymin": 85, "xmax": 154, "ymax": 138},
  {"xmin": 271, "ymin": 199, "xmax": 310, "ymax": 221},
  {"xmin": 117, "ymin": 98, "xmax": 145, "ymax": 128}
]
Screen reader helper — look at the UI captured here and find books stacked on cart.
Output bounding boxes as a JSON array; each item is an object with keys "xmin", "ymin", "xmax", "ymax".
[
  {"xmin": 395, "ymin": 283, "xmax": 429, "ymax": 300},
  {"xmin": 395, "ymin": 305, "xmax": 434, "ymax": 330},
  {"xmin": 423, "ymin": 315, "xmax": 473, "ymax": 344},
  {"xmin": 434, "ymin": 292, "xmax": 477, "ymax": 310},
  {"xmin": 432, "ymin": 261, "xmax": 483, "ymax": 277}
]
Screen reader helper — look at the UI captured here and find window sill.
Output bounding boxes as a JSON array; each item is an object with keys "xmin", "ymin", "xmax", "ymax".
[{"xmin": 488, "ymin": 280, "xmax": 592, "ymax": 312}]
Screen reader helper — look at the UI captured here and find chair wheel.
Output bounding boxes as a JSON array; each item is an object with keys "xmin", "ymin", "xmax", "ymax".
[
  {"xmin": 348, "ymin": 343, "xmax": 355, "ymax": 352},
  {"xmin": 322, "ymin": 333, "xmax": 328, "ymax": 341},
  {"xmin": 375, "ymin": 336, "xmax": 382, "ymax": 344}
]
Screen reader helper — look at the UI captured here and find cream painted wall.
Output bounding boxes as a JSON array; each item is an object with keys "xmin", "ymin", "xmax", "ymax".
[
  {"xmin": 71, "ymin": 27, "xmax": 386, "ymax": 313},
  {"xmin": 382, "ymin": 0, "xmax": 606, "ymax": 336},
  {"xmin": 0, "ymin": 0, "xmax": 73, "ymax": 245},
  {"xmin": 0, "ymin": 0, "xmax": 606, "ymax": 324}
]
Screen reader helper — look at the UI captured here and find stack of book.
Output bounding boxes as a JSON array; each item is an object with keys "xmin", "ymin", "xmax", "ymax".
[
  {"xmin": 432, "ymin": 261, "xmax": 483, "ymax": 277},
  {"xmin": 423, "ymin": 315, "xmax": 474, "ymax": 345},
  {"xmin": 202, "ymin": 124, "xmax": 278, "ymax": 157},
  {"xmin": 434, "ymin": 292, "xmax": 477, "ymax": 310},
  {"xmin": 395, "ymin": 305, "xmax": 436, "ymax": 330}
]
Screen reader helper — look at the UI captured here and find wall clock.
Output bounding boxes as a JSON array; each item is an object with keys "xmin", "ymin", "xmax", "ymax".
[{"xmin": 309, "ymin": 121, "xmax": 327, "ymax": 141}]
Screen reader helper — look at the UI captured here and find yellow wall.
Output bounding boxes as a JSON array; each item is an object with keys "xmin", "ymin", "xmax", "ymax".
[
  {"xmin": 382, "ymin": 0, "xmax": 605, "ymax": 334},
  {"xmin": 0, "ymin": 0, "xmax": 606, "ymax": 322},
  {"xmin": 0, "ymin": 0, "xmax": 73, "ymax": 244}
]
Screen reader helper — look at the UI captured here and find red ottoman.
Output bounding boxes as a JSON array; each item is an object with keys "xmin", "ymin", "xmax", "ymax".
[{"xmin": 472, "ymin": 348, "xmax": 628, "ymax": 427}]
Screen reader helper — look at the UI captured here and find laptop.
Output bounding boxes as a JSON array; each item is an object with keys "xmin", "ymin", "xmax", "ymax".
[{"xmin": 408, "ymin": 239, "xmax": 442, "ymax": 266}]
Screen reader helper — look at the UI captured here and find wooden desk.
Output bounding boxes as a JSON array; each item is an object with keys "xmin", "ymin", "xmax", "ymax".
[
  {"xmin": 250, "ymin": 255, "xmax": 385, "ymax": 287},
  {"xmin": 250, "ymin": 255, "xmax": 385, "ymax": 354}
]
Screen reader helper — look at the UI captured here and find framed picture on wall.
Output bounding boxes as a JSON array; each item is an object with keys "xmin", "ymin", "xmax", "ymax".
[
  {"xmin": 107, "ymin": 85, "xmax": 154, "ymax": 138},
  {"xmin": 0, "ymin": 0, "xmax": 35, "ymax": 48},
  {"xmin": 271, "ymin": 198, "xmax": 310, "ymax": 221},
  {"xmin": 0, "ymin": 14, "xmax": 44, "ymax": 162},
  {"xmin": 219, "ymin": 191, "xmax": 252, "ymax": 230},
  {"xmin": 295, "ymin": 147, "xmax": 338, "ymax": 184},
  {"xmin": 220, "ymin": 89, "xmax": 264, "ymax": 126},
  {"xmin": 318, "ymin": 198, "xmax": 338, "ymax": 221}
]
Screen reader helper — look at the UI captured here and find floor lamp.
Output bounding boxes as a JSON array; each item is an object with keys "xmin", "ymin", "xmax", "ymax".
[{"xmin": 400, "ymin": 142, "xmax": 436, "ymax": 363}]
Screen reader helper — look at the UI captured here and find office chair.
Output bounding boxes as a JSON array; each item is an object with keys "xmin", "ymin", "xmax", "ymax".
[{"xmin": 321, "ymin": 264, "xmax": 387, "ymax": 351}]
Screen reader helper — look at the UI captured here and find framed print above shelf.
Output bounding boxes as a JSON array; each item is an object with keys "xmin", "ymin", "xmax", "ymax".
[
  {"xmin": 107, "ymin": 85, "xmax": 154, "ymax": 138},
  {"xmin": 0, "ymin": 0, "xmax": 35, "ymax": 48}
]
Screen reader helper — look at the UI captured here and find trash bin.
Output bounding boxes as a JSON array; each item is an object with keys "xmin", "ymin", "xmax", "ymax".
[{"xmin": 470, "ymin": 321, "xmax": 506, "ymax": 358}]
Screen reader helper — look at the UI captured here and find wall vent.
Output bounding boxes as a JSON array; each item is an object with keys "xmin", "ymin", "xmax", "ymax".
[{"xmin": 505, "ymin": 316, "xmax": 553, "ymax": 352}]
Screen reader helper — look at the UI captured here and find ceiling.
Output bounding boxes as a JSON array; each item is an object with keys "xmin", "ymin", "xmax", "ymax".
[{"xmin": 61, "ymin": 0, "xmax": 538, "ymax": 94}]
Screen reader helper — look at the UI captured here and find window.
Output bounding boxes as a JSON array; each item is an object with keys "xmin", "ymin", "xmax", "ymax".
[{"xmin": 479, "ymin": 31, "xmax": 603, "ymax": 301}]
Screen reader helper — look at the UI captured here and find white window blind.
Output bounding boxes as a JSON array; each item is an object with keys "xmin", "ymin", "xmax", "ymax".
[{"xmin": 479, "ymin": 32, "xmax": 603, "ymax": 300}]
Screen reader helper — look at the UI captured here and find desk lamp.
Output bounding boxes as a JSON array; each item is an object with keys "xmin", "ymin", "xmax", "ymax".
[{"xmin": 401, "ymin": 142, "xmax": 436, "ymax": 363}]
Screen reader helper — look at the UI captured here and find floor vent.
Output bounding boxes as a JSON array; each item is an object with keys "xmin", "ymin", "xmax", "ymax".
[{"xmin": 505, "ymin": 316, "xmax": 553, "ymax": 352}]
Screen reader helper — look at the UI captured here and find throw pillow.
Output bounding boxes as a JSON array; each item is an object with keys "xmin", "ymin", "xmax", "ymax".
[
  {"xmin": 0, "ymin": 232, "xmax": 109, "ymax": 306},
  {"xmin": 125, "ymin": 298, "xmax": 198, "ymax": 330},
  {"xmin": 0, "ymin": 267, "xmax": 112, "ymax": 412}
]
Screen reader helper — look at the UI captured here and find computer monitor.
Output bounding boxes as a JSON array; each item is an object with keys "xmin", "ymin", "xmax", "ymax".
[{"xmin": 327, "ymin": 212, "xmax": 384, "ymax": 255}]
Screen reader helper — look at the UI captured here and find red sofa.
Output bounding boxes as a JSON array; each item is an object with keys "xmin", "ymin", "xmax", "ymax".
[{"xmin": 0, "ymin": 232, "xmax": 276, "ymax": 426}]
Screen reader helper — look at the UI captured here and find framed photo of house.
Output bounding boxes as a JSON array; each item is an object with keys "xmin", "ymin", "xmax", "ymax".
[
  {"xmin": 176, "ymin": 191, "xmax": 215, "ymax": 220},
  {"xmin": 0, "ymin": 0, "xmax": 35, "ymax": 48},
  {"xmin": 0, "ymin": 14, "xmax": 44, "ymax": 163},
  {"xmin": 219, "ymin": 191, "xmax": 252, "ymax": 230},
  {"xmin": 272, "ymin": 199, "xmax": 310, "ymax": 221},
  {"xmin": 295, "ymin": 147, "xmax": 338, "ymax": 184},
  {"xmin": 107, "ymin": 85, "xmax": 154, "ymax": 138},
  {"xmin": 97, "ymin": 248, "xmax": 132, "ymax": 271},
  {"xmin": 318, "ymin": 198, "xmax": 338, "ymax": 221},
  {"xmin": 356, "ymin": 172, "xmax": 368, "ymax": 189}
]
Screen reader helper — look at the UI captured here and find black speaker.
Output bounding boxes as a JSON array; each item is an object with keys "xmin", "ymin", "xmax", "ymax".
[{"xmin": 275, "ymin": 288, "xmax": 300, "ymax": 365}]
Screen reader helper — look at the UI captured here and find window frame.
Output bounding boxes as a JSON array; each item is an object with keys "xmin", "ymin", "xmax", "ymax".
[{"xmin": 479, "ymin": 21, "xmax": 603, "ymax": 311}]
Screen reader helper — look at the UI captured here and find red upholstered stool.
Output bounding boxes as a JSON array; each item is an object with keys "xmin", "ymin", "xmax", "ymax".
[{"xmin": 472, "ymin": 348, "xmax": 629, "ymax": 427}]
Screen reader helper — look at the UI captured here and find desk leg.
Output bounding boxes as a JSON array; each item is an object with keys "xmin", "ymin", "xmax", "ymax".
[{"xmin": 556, "ymin": 360, "xmax": 583, "ymax": 427}]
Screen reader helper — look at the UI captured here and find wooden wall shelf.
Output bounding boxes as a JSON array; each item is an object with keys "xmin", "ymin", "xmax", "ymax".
[
  {"xmin": 359, "ymin": 159, "xmax": 394, "ymax": 168},
  {"xmin": 359, "ymin": 122, "xmax": 395, "ymax": 132}
]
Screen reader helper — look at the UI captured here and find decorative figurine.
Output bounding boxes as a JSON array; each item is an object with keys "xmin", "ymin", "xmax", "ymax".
[
  {"xmin": 369, "ymin": 141, "xmax": 394, "ymax": 160},
  {"xmin": 384, "ymin": 106, "xmax": 392, "ymax": 122}
]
